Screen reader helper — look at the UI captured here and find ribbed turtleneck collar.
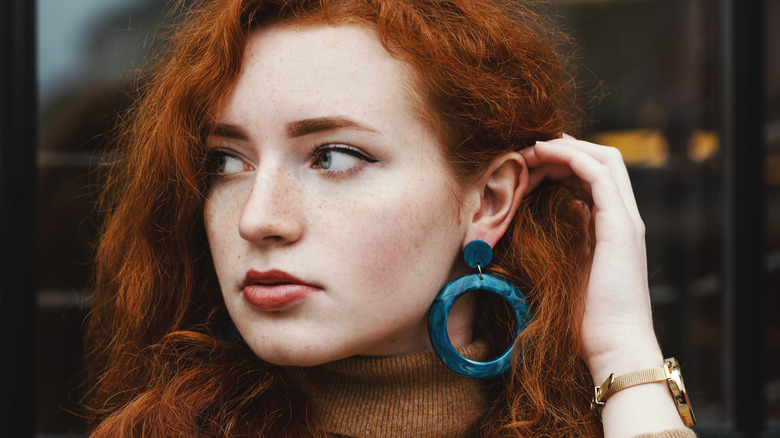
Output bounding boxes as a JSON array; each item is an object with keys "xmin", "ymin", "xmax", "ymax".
[{"xmin": 281, "ymin": 341, "xmax": 491, "ymax": 438}]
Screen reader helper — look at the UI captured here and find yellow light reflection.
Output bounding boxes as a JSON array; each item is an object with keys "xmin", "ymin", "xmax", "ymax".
[{"xmin": 591, "ymin": 129, "xmax": 669, "ymax": 167}]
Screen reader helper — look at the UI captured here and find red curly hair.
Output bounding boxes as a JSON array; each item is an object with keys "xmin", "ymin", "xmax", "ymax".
[{"xmin": 84, "ymin": 0, "xmax": 599, "ymax": 436}]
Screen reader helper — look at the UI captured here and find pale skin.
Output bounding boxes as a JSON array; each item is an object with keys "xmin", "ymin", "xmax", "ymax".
[
  {"xmin": 205, "ymin": 24, "xmax": 479, "ymax": 367},
  {"xmin": 524, "ymin": 137, "xmax": 687, "ymax": 436},
  {"xmin": 204, "ymin": 23, "xmax": 687, "ymax": 437}
]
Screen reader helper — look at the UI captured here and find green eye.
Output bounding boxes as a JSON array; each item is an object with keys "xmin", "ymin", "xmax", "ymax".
[
  {"xmin": 319, "ymin": 151, "xmax": 333, "ymax": 169},
  {"xmin": 311, "ymin": 144, "xmax": 375, "ymax": 173}
]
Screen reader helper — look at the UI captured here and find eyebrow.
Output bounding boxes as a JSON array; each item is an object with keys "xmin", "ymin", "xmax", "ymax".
[
  {"xmin": 210, "ymin": 117, "xmax": 378, "ymax": 141},
  {"xmin": 287, "ymin": 117, "xmax": 379, "ymax": 137},
  {"xmin": 211, "ymin": 123, "xmax": 248, "ymax": 140}
]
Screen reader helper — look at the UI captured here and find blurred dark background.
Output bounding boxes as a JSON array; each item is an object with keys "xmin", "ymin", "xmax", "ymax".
[{"xmin": 1, "ymin": 0, "xmax": 777, "ymax": 436}]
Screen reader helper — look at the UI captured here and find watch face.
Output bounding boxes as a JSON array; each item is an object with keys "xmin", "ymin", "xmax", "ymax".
[{"xmin": 665, "ymin": 358, "xmax": 696, "ymax": 427}]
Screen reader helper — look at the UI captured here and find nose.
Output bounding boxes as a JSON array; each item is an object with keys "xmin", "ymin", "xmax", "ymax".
[{"xmin": 238, "ymin": 165, "xmax": 304, "ymax": 246}]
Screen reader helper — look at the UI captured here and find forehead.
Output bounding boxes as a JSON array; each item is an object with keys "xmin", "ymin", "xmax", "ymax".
[{"xmin": 218, "ymin": 23, "xmax": 422, "ymax": 130}]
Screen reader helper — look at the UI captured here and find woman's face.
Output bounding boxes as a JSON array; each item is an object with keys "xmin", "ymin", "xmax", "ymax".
[{"xmin": 204, "ymin": 23, "xmax": 476, "ymax": 366}]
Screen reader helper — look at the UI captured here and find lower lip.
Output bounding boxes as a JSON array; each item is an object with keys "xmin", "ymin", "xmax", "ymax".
[{"xmin": 242, "ymin": 284, "xmax": 319, "ymax": 311}]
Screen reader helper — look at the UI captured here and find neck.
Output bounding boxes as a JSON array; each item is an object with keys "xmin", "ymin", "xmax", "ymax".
[{"xmin": 281, "ymin": 340, "xmax": 491, "ymax": 438}]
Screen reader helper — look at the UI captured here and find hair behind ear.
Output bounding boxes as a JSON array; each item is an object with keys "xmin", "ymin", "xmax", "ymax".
[{"xmin": 477, "ymin": 179, "xmax": 598, "ymax": 437}]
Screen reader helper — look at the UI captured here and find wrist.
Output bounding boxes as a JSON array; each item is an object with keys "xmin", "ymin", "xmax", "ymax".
[
  {"xmin": 591, "ymin": 357, "xmax": 696, "ymax": 431},
  {"xmin": 586, "ymin": 338, "xmax": 664, "ymax": 384}
]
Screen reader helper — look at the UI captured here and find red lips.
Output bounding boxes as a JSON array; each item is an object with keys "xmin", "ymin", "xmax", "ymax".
[{"xmin": 241, "ymin": 270, "xmax": 320, "ymax": 311}]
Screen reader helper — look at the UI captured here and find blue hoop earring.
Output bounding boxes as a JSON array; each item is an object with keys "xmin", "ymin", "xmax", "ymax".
[{"xmin": 428, "ymin": 240, "xmax": 530, "ymax": 379}]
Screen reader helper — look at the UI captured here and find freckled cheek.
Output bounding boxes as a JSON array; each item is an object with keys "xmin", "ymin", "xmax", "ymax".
[
  {"xmin": 203, "ymin": 198, "xmax": 217, "ymax": 244},
  {"xmin": 337, "ymin": 183, "xmax": 458, "ymax": 295},
  {"xmin": 203, "ymin": 188, "xmax": 244, "ymax": 262}
]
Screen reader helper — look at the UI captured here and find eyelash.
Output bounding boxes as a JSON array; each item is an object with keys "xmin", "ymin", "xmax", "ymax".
[
  {"xmin": 205, "ymin": 144, "xmax": 376, "ymax": 181},
  {"xmin": 309, "ymin": 143, "xmax": 377, "ymax": 176},
  {"xmin": 205, "ymin": 148, "xmax": 247, "ymax": 178}
]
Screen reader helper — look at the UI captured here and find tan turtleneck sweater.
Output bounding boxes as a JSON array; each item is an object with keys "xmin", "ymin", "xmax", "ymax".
[
  {"xmin": 281, "ymin": 341, "xmax": 696, "ymax": 438},
  {"xmin": 282, "ymin": 341, "xmax": 490, "ymax": 437}
]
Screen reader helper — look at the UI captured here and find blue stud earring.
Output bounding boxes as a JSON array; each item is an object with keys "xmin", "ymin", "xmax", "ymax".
[{"xmin": 428, "ymin": 240, "xmax": 530, "ymax": 379}]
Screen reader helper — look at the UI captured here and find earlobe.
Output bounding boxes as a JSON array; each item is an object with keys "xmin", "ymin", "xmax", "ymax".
[{"xmin": 463, "ymin": 152, "xmax": 528, "ymax": 249}]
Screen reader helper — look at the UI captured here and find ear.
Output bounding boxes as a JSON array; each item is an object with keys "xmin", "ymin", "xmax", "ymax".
[{"xmin": 462, "ymin": 152, "xmax": 528, "ymax": 249}]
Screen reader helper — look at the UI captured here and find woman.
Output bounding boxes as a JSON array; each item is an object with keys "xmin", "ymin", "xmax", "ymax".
[{"xmin": 84, "ymin": 0, "xmax": 696, "ymax": 436}]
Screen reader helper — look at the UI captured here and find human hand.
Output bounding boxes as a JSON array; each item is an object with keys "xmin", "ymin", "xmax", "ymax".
[
  {"xmin": 522, "ymin": 135, "xmax": 689, "ymax": 435},
  {"xmin": 521, "ymin": 135, "xmax": 662, "ymax": 383}
]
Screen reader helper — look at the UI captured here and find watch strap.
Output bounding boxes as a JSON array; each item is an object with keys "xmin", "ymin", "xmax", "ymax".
[
  {"xmin": 590, "ymin": 358, "xmax": 696, "ymax": 428},
  {"xmin": 600, "ymin": 366, "xmax": 668, "ymax": 401},
  {"xmin": 591, "ymin": 364, "xmax": 668, "ymax": 421}
]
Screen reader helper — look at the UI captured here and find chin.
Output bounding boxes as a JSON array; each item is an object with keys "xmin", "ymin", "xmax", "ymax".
[{"xmin": 250, "ymin": 342, "xmax": 349, "ymax": 367}]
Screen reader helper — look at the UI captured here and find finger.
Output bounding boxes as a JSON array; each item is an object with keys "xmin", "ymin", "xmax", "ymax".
[
  {"xmin": 520, "ymin": 146, "xmax": 542, "ymax": 168},
  {"xmin": 522, "ymin": 146, "xmax": 578, "ymax": 176},
  {"xmin": 534, "ymin": 139, "xmax": 642, "ymax": 227},
  {"xmin": 532, "ymin": 141, "xmax": 637, "ymax": 239},
  {"xmin": 526, "ymin": 162, "xmax": 576, "ymax": 192},
  {"xmin": 561, "ymin": 139, "xmax": 636, "ymax": 199},
  {"xmin": 538, "ymin": 138, "xmax": 634, "ymax": 192}
]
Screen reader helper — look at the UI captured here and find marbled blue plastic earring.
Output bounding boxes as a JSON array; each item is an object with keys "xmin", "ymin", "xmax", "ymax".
[{"xmin": 428, "ymin": 240, "xmax": 530, "ymax": 379}]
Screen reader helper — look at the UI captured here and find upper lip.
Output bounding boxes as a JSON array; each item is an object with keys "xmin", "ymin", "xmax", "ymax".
[{"xmin": 241, "ymin": 269, "xmax": 318, "ymax": 289}]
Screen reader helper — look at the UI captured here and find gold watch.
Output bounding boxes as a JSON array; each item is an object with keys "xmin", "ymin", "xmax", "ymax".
[{"xmin": 591, "ymin": 357, "xmax": 696, "ymax": 427}]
